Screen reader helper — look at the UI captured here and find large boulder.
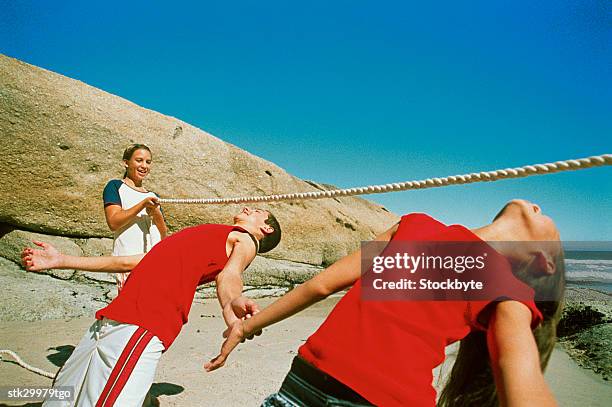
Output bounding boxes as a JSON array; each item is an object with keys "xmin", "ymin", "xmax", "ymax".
[{"xmin": 0, "ymin": 54, "xmax": 398, "ymax": 265}]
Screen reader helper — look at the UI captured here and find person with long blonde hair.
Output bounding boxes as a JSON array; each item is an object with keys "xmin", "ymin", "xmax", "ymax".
[{"xmin": 206, "ymin": 199, "xmax": 564, "ymax": 407}]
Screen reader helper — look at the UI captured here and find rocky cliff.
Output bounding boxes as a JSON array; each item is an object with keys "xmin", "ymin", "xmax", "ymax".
[{"xmin": 0, "ymin": 54, "xmax": 398, "ymax": 289}]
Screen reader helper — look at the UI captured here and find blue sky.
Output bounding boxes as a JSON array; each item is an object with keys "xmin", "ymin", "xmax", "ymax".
[{"xmin": 2, "ymin": 1, "xmax": 610, "ymax": 240}]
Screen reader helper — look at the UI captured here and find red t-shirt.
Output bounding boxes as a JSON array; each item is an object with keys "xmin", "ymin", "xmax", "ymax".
[
  {"xmin": 97, "ymin": 224, "xmax": 243, "ymax": 349},
  {"xmin": 298, "ymin": 213, "xmax": 543, "ymax": 407}
]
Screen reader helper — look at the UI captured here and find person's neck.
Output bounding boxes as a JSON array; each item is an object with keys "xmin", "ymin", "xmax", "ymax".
[
  {"xmin": 232, "ymin": 221, "xmax": 262, "ymax": 241},
  {"xmin": 123, "ymin": 177, "xmax": 143, "ymax": 189},
  {"xmin": 471, "ymin": 218, "xmax": 530, "ymax": 260},
  {"xmin": 472, "ymin": 217, "xmax": 532, "ymax": 241}
]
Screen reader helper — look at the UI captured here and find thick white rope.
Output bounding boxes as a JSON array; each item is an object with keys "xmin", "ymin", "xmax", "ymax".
[
  {"xmin": 3, "ymin": 154, "xmax": 610, "ymax": 380},
  {"xmin": 159, "ymin": 154, "xmax": 611, "ymax": 205},
  {"xmin": 0, "ymin": 349, "xmax": 55, "ymax": 379}
]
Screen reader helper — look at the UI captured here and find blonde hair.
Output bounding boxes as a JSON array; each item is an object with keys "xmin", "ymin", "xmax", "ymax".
[{"xmin": 438, "ymin": 253, "xmax": 565, "ymax": 407}]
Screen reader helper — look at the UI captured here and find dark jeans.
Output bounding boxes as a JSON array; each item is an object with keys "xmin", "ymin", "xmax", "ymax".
[{"xmin": 262, "ymin": 356, "xmax": 374, "ymax": 407}]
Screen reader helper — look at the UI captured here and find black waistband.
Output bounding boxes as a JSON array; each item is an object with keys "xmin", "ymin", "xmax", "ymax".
[{"xmin": 288, "ymin": 356, "xmax": 373, "ymax": 404}]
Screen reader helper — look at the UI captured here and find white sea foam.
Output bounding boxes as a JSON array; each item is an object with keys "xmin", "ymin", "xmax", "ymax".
[
  {"xmin": 565, "ymin": 259, "xmax": 612, "ymax": 265},
  {"xmin": 565, "ymin": 271, "xmax": 612, "ymax": 283},
  {"xmin": 565, "ymin": 259, "xmax": 612, "ymax": 283}
]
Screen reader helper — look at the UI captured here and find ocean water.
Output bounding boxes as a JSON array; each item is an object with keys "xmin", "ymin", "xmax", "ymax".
[{"xmin": 564, "ymin": 250, "xmax": 612, "ymax": 293}]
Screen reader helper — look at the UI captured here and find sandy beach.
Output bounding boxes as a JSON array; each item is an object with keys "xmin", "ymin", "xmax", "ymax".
[{"xmin": 1, "ymin": 295, "xmax": 610, "ymax": 407}]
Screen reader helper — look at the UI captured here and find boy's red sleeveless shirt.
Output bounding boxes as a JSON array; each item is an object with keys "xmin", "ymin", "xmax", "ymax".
[
  {"xmin": 96, "ymin": 224, "xmax": 243, "ymax": 349},
  {"xmin": 298, "ymin": 214, "xmax": 543, "ymax": 407}
]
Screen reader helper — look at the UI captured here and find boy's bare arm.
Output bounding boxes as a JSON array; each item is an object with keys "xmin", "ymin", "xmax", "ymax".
[
  {"xmin": 22, "ymin": 241, "xmax": 143, "ymax": 273},
  {"xmin": 215, "ymin": 235, "xmax": 257, "ymax": 327}
]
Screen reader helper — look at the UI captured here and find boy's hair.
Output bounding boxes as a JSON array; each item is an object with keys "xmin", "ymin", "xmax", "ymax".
[{"xmin": 259, "ymin": 211, "xmax": 281, "ymax": 253}]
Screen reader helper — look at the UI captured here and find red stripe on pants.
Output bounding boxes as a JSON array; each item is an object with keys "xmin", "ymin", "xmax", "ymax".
[
  {"xmin": 96, "ymin": 327, "xmax": 150, "ymax": 407},
  {"xmin": 103, "ymin": 331, "xmax": 154, "ymax": 406}
]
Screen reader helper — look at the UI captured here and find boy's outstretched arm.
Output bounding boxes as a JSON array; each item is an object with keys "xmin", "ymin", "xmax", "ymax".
[
  {"xmin": 215, "ymin": 234, "xmax": 258, "ymax": 327},
  {"xmin": 488, "ymin": 301, "xmax": 557, "ymax": 407},
  {"xmin": 21, "ymin": 241, "xmax": 143, "ymax": 273},
  {"xmin": 205, "ymin": 223, "xmax": 399, "ymax": 371}
]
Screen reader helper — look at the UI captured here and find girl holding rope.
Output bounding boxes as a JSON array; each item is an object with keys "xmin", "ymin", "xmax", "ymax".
[{"xmin": 102, "ymin": 144, "xmax": 168, "ymax": 291}]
